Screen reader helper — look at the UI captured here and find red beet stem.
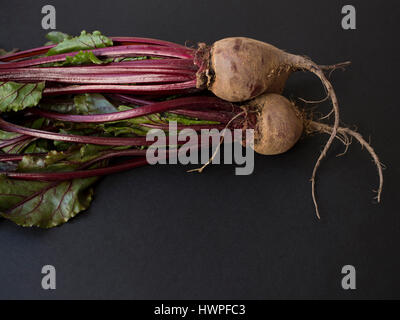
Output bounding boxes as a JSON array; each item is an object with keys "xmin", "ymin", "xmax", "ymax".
[
  {"xmin": 0, "ymin": 134, "xmax": 32, "ymax": 148},
  {"xmin": 110, "ymin": 37, "xmax": 187, "ymax": 49},
  {"xmin": 0, "ymin": 45, "xmax": 194, "ymax": 69},
  {"xmin": 171, "ymin": 109, "xmax": 238, "ymax": 123},
  {"xmin": 0, "ymin": 70, "xmax": 195, "ymax": 85},
  {"xmin": 0, "ymin": 117, "xmax": 151, "ymax": 146},
  {"xmin": 0, "ymin": 116, "xmax": 206, "ymax": 146},
  {"xmin": 2, "ymin": 129, "xmax": 240, "ymax": 181},
  {"xmin": 107, "ymin": 94, "xmax": 154, "ymax": 105},
  {"xmin": 0, "ymin": 37, "xmax": 186, "ymax": 62},
  {"xmin": 0, "ymin": 64, "xmax": 196, "ymax": 76},
  {"xmin": 108, "ymin": 58, "xmax": 197, "ymax": 70},
  {"xmin": 141, "ymin": 123, "xmax": 227, "ymax": 130},
  {"xmin": 34, "ymin": 96, "xmax": 229, "ymax": 123},
  {"xmin": 43, "ymin": 80, "xmax": 198, "ymax": 96},
  {"xmin": 4, "ymin": 139, "xmax": 206, "ymax": 181},
  {"xmin": 82, "ymin": 149, "xmax": 148, "ymax": 166},
  {"xmin": 0, "ymin": 45, "xmax": 54, "ymax": 62},
  {"xmin": 6, "ymin": 157, "xmax": 149, "ymax": 181},
  {"xmin": 109, "ymin": 93, "xmax": 239, "ymax": 112}
]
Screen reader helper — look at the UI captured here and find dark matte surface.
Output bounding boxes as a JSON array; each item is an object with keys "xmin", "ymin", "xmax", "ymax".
[{"xmin": 0, "ymin": 0, "xmax": 399, "ymax": 299}]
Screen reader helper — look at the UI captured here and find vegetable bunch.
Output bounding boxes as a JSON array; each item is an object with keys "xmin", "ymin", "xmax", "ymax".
[{"xmin": 0, "ymin": 31, "xmax": 383, "ymax": 228}]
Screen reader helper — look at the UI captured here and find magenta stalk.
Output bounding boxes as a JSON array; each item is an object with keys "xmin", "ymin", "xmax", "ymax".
[
  {"xmin": 3, "ymin": 141, "xmax": 206, "ymax": 181},
  {"xmin": 0, "ymin": 134, "xmax": 32, "ymax": 148},
  {"xmin": 33, "ymin": 96, "xmax": 231, "ymax": 123},
  {"xmin": 0, "ymin": 70, "xmax": 195, "ymax": 84},
  {"xmin": 5, "ymin": 157, "xmax": 149, "ymax": 181},
  {"xmin": 0, "ymin": 37, "xmax": 187, "ymax": 62},
  {"xmin": 0, "ymin": 117, "xmax": 151, "ymax": 146},
  {"xmin": 0, "ymin": 45, "xmax": 195, "ymax": 69},
  {"xmin": 43, "ymin": 80, "xmax": 198, "ymax": 96}
]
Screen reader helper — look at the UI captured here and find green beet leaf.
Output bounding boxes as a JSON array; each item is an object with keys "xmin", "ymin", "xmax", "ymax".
[
  {"xmin": 46, "ymin": 30, "xmax": 113, "ymax": 56},
  {"xmin": 0, "ymin": 145, "xmax": 107, "ymax": 228},
  {"xmin": 45, "ymin": 31, "xmax": 72, "ymax": 45},
  {"xmin": 0, "ymin": 81, "xmax": 45, "ymax": 112},
  {"xmin": 40, "ymin": 93, "xmax": 117, "ymax": 115},
  {"xmin": 60, "ymin": 51, "xmax": 107, "ymax": 66},
  {"xmin": 0, "ymin": 129, "xmax": 21, "ymax": 141},
  {"xmin": 74, "ymin": 93, "xmax": 118, "ymax": 114},
  {"xmin": 0, "ymin": 175, "xmax": 98, "ymax": 228},
  {"xmin": 0, "ymin": 129, "xmax": 35, "ymax": 154}
]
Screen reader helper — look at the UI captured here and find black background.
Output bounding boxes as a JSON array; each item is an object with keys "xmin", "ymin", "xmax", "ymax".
[{"xmin": 0, "ymin": 0, "xmax": 399, "ymax": 299}]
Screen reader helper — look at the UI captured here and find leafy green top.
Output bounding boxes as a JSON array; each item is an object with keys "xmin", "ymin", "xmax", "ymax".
[
  {"xmin": 0, "ymin": 175, "xmax": 99, "ymax": 228},
  {"xmin": 46, "ymin": 30, "xmax": 113, "ymax": 56},
  {"xmin": 0, "ymin": 81, "xmax": 45, "ymax": 112},
  {"xmin": 45, "ymin": 31, "xmax": 72, "ymax": 45}
]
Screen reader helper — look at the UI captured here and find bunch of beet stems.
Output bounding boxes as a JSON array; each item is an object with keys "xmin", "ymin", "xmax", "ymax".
[
  {"xmin": 0, "ymin": 94, "xmax": 245, "ymax": 181},
  {"xmin": 0, "ymin": 36, "xmax": 246, "ymax": 180},
  {"xmin": 0, "ymin": 37, "xmax": 202, "ymax": 96}
]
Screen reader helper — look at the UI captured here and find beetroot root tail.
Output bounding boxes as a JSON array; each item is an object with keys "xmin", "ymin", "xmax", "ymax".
[
  {"xmin": 287, "ymin": 54, "xmax": 341, "ymax": 219},
  {"xmin": 308, "ymin": 120, "xmax": 384, "ymax": 214},
  {"xmin": 319, "ymin": 61, "xmax": 351, "ymax": 73}
]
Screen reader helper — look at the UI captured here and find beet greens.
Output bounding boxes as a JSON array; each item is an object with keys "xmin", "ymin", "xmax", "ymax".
[
  {"xmin": 0, "ymin": 30, "xmax": 382, "ymax": 227},
  {"xmin": 0, "ymin": 31, "xmax": 242, "ymax": 227}
]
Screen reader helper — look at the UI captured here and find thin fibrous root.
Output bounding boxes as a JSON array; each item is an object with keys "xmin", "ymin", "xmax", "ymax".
[
  {"xmin": 318, "ymin": 108, "xmax": 334, "ymax": 121},
  {"xmin": 288, "ymin": 54, "xmax": 341, "ymax": 219},
  {"xmin": 188, "ymin": 111, "xmax": 246, "ymax": 174},
  {"xmin": 298, "ymin": 61, "xmax": 351, "ymax": 105},
  {"xmin": 298, "ymin": 95, "xmax": 329, "ymax": 105},
  {"xmin": 297, "ymin": 61, "xmax": 352, "ymax": 133},
  {"xmin": 319, "ymin": 61, "xmax": 352, "ymax": 77},
  {"xmin": 308, "ymin": 120, "xmax": 384, "ymax": 217}
]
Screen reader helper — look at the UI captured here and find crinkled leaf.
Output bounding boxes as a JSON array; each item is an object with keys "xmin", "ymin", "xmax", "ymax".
[
  {"xmin": 46, "ymin": 30, "xmax": 113, "ymax": 56},
  {"xmin": 39, "ymin": 98, "xmax": 75, "ymax": 113},
  {"xmin": 23, "ymin": 140, "xmax": 51, "ymax": 154},
  {"xmin": 0, "ymin": 81, "xmax": 45, "ymax": 112},
  {"xmin": 74, "ymin": 93, "xmax": 118, "ymax": 114},
  {"xmin": 17, "ymin": 151, "xmax": 72, "ymax": 173},
  {"xmin": 18, "ymin": 144, "xmax": 108, "ymax": 173},
  {"xmin": 0, "ymin": 175, "xmax": 98, "ymax": 228},
  {"xmin": 0, "ymin": 129, "xmax": 20, "ymax": 141},
  {"xmin": 45, "ymin": 31, "xmax": 72, "ymax": 45},
  {"xmin": 1, "ymin": 143, "xmax": 105, "ymax": 228},
  {"xmin": 40, "ymin": 94, "xmax": 117, "ymax": 115}
]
